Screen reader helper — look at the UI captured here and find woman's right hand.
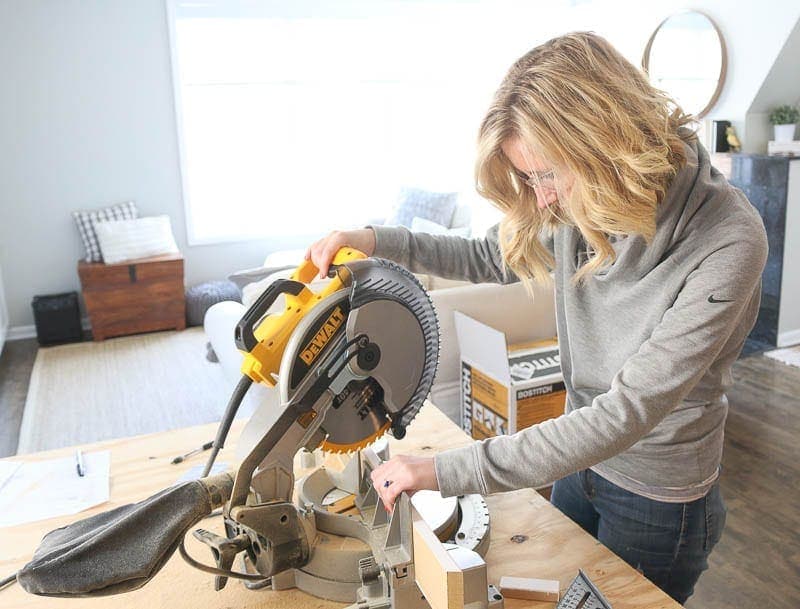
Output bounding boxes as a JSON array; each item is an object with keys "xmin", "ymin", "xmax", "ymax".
[{"xmin": 305, "ymin": 228, "xmax": 377, "ymax": 279}]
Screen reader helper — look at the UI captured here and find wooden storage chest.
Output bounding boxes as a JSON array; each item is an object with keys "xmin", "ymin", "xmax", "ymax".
[{"xmin": 78, "ymin": 254, "xmax": 186, "ymax": 341}]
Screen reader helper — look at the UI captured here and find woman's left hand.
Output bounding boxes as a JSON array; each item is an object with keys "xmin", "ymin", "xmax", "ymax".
[{"xmin": 369, "ymin": 455, "xmax": 439, "ymax": 513}]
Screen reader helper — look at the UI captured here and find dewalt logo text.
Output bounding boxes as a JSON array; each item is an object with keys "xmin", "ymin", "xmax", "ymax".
[{"xmin": 300, "ymin": 306, "xmax": 345, "ymax": 365}]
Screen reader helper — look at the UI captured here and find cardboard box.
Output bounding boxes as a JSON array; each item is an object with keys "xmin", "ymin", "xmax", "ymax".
[{"xmin": 454, "ymin": 311, "xmax": 565, "ymax": 440}]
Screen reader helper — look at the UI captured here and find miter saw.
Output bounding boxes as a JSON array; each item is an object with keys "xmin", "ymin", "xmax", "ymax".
[{"xmin": 17, "ymin": 249, "xmax": 503, "ymax": 609}]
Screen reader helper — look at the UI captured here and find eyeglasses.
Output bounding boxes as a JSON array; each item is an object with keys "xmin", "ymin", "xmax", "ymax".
[
  {"xmin": 515, "ymin": 168, "xmax": 557, "ymax": 192},
  {"xmin": 514, "ymin": 161, "xmax": 572, "ymax": 223}
]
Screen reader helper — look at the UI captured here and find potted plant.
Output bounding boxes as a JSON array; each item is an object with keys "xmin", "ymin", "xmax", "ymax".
[{"xmin": 769, "ymin": 104, "xmax": 800, "ymax": 142}]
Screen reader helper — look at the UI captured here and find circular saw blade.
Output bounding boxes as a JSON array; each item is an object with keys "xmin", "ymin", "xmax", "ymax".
[
  {"xmin": 319, "ymin": 378, "xmax": 391, "ymax": 453},
  {"xmin": 279, "ymin": 258, "xmax": 439, "ymax": 454}
]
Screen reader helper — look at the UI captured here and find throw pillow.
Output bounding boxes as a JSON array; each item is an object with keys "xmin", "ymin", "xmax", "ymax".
[
  {"xmin": 93, "ymin": 215, "xmax": 179, "ymax": 264},
  {"xmin": 410, "ymin": 216, "xmax": 471, "ymax": 237},
  {"xmin": 263, "ymin": 248, "xmax": 306, "ymax": 267},
  {"xmin": 185, "ymin": 280, "xmax": 242, "ymax": 327},
  {"xmin": 72, "ymin": 201, "xmax": 138, "ymax": 262},
  {"xmin": 386, "ymin": 188, "xmax": 458, "ymax": 229}
]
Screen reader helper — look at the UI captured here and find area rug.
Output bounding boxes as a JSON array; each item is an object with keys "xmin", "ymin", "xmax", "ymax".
[
  {"xmin": 16, "ymin": 328, "xmax": 248, "ymax": 454},
  {"xmin": 763, "ymin": 344, "xmax": 800, "ymax": 368}
]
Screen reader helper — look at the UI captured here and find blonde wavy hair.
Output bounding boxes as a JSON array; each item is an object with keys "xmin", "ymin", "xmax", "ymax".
[{"xmin": 476, "ymin": 31, "xmax": 696, "ymax": 285}]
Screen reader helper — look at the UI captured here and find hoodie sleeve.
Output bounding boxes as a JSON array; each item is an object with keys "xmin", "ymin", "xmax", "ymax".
[
  {"xmin": 433, "ymin": 228, "xmax": 768, "ymax": 496},
  {"xmin": 368, "ymin": 224, "xmax": 518, "ymax": 284}
]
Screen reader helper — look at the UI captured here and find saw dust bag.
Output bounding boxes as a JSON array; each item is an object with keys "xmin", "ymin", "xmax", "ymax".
[{"xmin": 17, "ymin": 473, "xmax": 233, "ymax": 597}]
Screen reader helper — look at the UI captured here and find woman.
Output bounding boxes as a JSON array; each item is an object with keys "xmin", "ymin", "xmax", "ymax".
[{"xmin": 305, "ymin": 32, "xmax": 767, "ymax": 603}]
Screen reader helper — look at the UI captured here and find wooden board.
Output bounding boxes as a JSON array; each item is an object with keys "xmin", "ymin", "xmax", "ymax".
[
  {"xmin": 412, "ymin": 506, "xmax": 463, "ymax": 609},
  {"xmin": 499, "ymin": 576, "xmax": 560, "ymax": 602},
  {"xmin": 0, "ymin": 403, "xmax": 683, "ymax": 609}
]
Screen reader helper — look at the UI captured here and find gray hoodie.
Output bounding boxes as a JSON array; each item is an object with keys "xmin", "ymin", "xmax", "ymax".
[{"xmin": 371, "ymin": 138, "xmax": 768, "ymax": 502}]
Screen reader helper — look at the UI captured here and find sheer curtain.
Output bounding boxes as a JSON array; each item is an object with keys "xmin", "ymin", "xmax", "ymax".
[{"xmin": 167, "ymin": 1, "xmax": 558, "ymax": 244}]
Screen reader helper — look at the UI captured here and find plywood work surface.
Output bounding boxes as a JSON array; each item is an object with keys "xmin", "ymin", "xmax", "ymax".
[{"xmin": 0, "ymin": 403, "xmax": 682, "ymax": 609}]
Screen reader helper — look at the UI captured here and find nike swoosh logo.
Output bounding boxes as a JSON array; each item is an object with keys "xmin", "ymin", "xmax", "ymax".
[{"xmin": 708, "ymin": 295, "xmax": 735, "ymax": 303}]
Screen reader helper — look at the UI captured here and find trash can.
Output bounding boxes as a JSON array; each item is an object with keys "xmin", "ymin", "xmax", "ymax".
[{"xmin": 31, "ymin": 292, "xmax": 83, "ymax": 346}]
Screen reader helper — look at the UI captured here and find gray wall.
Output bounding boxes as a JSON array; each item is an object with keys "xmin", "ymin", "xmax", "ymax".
[{"xmin": 0, "ymin": 0, "xmax": 317, "ymax": 330}]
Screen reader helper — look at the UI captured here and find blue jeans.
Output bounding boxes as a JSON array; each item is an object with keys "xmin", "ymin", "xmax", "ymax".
[{"xmin": 551, "ymin": 469, "xmax": 726, "ymax": 604}]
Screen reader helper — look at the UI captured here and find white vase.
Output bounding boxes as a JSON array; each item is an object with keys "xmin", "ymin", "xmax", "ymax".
[{"xmin": 774, "ymin": 123, "xmax": 797, "ymax": 142}]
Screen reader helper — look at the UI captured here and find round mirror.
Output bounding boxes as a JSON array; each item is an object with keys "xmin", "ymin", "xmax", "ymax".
[{"xmin": 642, "ymin": 11, "xmax": 727, "ymax": 119}]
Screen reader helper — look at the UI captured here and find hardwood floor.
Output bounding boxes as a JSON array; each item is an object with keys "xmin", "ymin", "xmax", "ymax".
[
  {"xmin": 0, "ymin": 339, "xmax": 797, "ymax": 607},
  {"xmin": 686, "ymin": 355, "xmax": 800, "ymax": 609},
  {"xmin": 0, "ymin": 338, "xmax": 37, "ymax": 457}
]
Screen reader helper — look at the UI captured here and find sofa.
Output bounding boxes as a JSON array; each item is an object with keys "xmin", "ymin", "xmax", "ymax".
[{"xmin": 204, "ymin": 263, "xmax": 557, "ymax": 428}]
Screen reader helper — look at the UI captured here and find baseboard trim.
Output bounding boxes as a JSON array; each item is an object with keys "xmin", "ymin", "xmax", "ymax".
[
  {"xmin": 7, "ymin": 325, "xmax": 36, "ymax": 341},
  {"xmin": 777, "ymin": 329, "xmax": 800, "ymax": 348},
  {"xmin": 7, "ymin": 318, "xmax": 91, "ymax": 342}
]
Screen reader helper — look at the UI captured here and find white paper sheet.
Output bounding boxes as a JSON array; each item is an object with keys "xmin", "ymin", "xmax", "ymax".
[
  {"xmin": 0, "ymin": 461, "xmax": 22, "ymax": 493},
  {"xmin": 0, "ymin": 451, "xmax": 110, "ymax": 528},
  {"xmin": 174, "ymin": 462, "xmax": 229, "ymax": 485}
]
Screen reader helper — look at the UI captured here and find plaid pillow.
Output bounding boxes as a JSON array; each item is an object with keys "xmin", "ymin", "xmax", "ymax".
[{"xmin": 72, "ymin": 201, "xmax": 138, "ymax": 262}]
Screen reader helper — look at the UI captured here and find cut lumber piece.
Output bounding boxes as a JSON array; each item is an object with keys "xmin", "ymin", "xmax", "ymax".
[
  {"xmin": 499, "ymin": 575, "xmax": 560, "ymax": 602},
  {"xmin": 412, "ymin": 507, "xmax": 464, "ymax": 609}
]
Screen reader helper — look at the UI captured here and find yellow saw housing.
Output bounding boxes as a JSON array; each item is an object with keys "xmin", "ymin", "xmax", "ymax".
[{"xmin": 239, "ymin": 247, "xmax": 366, "ymax": 387}]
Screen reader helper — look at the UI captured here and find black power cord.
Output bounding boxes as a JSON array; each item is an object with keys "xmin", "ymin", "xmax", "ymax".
[
  {"xmin": 201, "ymin": 375, "xmax": 252, "ymax": 478},
  {"xmin": 178, "ymin": 536, "xmax": 266, "ymax": 583},
  {"xmin": 0, "ymin": 572, "xmax": 17, "ymax": 591}
]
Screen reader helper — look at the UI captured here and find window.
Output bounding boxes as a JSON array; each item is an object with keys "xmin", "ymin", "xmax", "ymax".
[{"xmin": 167, "ymin": 1, "xmax": 559, "ymax": 244}]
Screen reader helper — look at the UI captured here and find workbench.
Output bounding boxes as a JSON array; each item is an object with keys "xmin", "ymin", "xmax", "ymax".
[{"xmin": 0, "ymin": 403, "xmax": 682, "ymax": 609}]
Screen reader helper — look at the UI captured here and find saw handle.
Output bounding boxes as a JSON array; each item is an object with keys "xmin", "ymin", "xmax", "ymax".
[
  {"xmin": 292, "ymin": 247, "xmax": 367, "ymax": 284},
  {"xmin": 236, "ymin": 247, "xmax": 366, "ymax": 352},
  {"xmin": 234, "ymin": 279, "xmax": 305, "ymax": 352}
]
